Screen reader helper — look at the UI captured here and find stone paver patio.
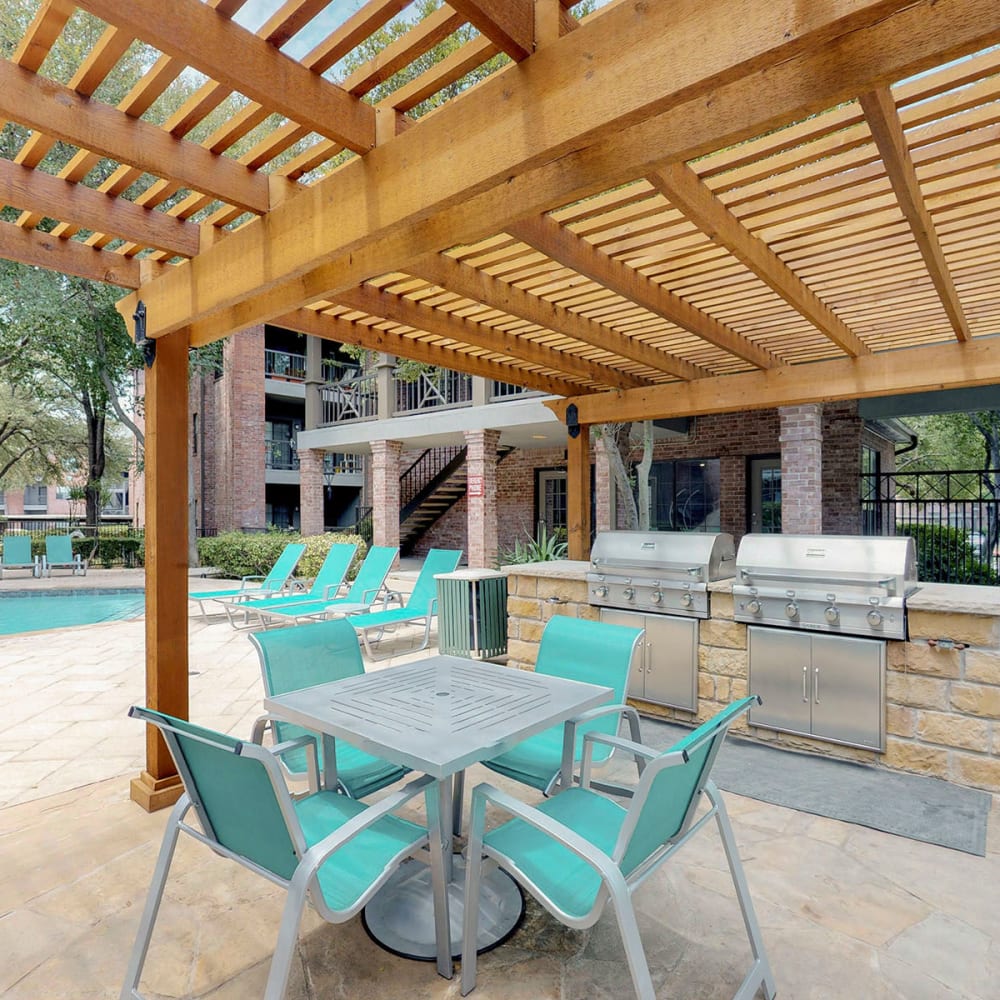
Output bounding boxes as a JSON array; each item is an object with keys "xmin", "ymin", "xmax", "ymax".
[{"xmin": 0, "ymin": 568, "xmax": 998, "ymax": 998}]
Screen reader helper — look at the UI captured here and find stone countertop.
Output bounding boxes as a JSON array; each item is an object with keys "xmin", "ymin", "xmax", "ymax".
[
  {"xmin": 906, "ymin": 582, "xmax": 1000, "ymax": 615},
  {"xmin": 500, "ymin": 560, "xmax": 590, "ymax": 580}
]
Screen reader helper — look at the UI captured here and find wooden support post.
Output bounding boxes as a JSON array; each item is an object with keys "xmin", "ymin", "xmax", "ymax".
[
  {"xmin": 566, "ymin": 424, "xmax": 591, "ymax": 561},
  {"xmin": 130, "ymin": 327, "xmax": 189, "ymax": 812}
]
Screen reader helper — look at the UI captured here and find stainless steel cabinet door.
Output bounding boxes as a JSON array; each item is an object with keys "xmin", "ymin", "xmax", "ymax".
[
  {"xmin": 810, "ymin": 633, "xmax": 885, "ymax": 750},
  {"xmin": 599, "ymin": 609, "xmax": 649, "ymax": 701},
  {"xmin": 748, "ymin": 627, "xmax": 813, "ymax": 737}
]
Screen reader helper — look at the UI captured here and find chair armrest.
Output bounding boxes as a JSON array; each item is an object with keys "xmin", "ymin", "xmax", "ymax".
[
  {"xmin": 580, "ymin": 734, "xmax": 686, "ymax": 792},
  {"xmin": 468, "ymin": 782, "xmax": 622, "ymax": 887},
  {"xmin": 270, "ymin": 733, "xmax": 321, "ymax": 794},
  {"xmin": 321, "ymin": 582, "xmax": 344, "ymax": 600},
  {"xmin": 249, "ymin": 713, "xmax": 273, "ymax": 745},
  {"xmin": 557, "ymin": 704, "xmax": 643, "ymax": 793}
]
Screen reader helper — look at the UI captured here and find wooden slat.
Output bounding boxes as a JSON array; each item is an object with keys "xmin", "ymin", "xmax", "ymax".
[
  {"xmin": 448, "ymin": 0, "xmax": 534, "ymax": 61},
  {"xmin": 73, "ymin": 0, "xmax": 376, "ymax": 153},
  {"xmin": 337, "ymin": 283, "xmax": 646, "ymax": 390},
  {"xmin": 859, "ymin": 86, "xmax": 971, "ymax": 341},
  {"xmin": 274, "ymin": 306, "xmax": 588, "ymax": 397},
  {"xmin": 0, "ymin": 221, "xmax": 141, "ymax": 287},
  {"xmin": 0, "ymin": 60, "xmax": 269, "ymax": 214},
  {"xmin": 0, "ymin": 159, "xmax": 200, "ymax": 258},
  {"xmin": 413, "ymin": 252, "xmax": 710, "ymax": 380},
  {"xmin": 546, "ymin": 336, "xmax": 1000, "ymax": 425},
  {"xmin": 648, "ymin": 164, "xmax": 871, "ymax": 357},
  {"xmin": 127, "ymin": 0, "xmax": 983, "ymax": 346},
  {"xmin": 511, "ymin": 215, "xmax": 781, "ymax": 368}
]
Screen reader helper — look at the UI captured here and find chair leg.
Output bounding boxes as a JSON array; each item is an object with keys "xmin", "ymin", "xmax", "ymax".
[
  {"xmin": 607, "ymin": 881, "xmax": 656, "ymax": 1000},
  {"xmin": 264, "ymin": 867, "xmax": 311, "ymax": 1000},
  {"xmin": 707, "ymin": 782, "xmax": 777, "ymax": 1000},
  {"xmin": 119, "ymin": 797, "xmax": 188, "ymax": 1000}
]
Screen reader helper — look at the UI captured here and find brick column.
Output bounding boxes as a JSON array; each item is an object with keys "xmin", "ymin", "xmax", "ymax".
[
  {"xmin": 779, "ymin": 404, "xmax": 823, "ymax": 534},
  {"xmin": 465, "ymin": 428, "xmax": 500, "ymax": 568},
  {"xmin": 299, "ymin": 448, "xmax": 325, "ymax": 536},
  {"xmin": 593, "ymin": 435, "xmax": 613, "ymax": 533},
  {"xmin": 371, "ymin": 439, "xmax": 402, "ymax": 554}
]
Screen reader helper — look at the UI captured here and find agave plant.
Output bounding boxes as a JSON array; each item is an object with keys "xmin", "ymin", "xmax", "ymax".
[{"xmin": 497, "ymin": 524, "xmax": 568, "ymax": 566}]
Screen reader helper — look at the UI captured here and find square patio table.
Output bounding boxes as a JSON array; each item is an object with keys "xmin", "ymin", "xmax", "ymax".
[{"xmin": 263, "ymin": 653, "xmax": 613, "ymax": 978}]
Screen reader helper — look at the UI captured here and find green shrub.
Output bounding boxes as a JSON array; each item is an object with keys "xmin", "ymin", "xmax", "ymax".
[
  {"xmin": 496, "ymin": 524, "xmax": 568, "ymax": 566},
  {"xmin": 196, "ymin": 530, "xmax": 365, "ymax": 581},
  {"xmin": 898, "ymin": 523, "xmax": 997, "ymax": 585}
]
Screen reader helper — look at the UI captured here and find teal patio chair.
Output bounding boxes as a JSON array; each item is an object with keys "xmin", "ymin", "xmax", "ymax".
[
  {"xmin": 249, "ymin": 617, "xmax": 410, "ymax": 798},
  {"xmin": 481, "ymin": 615, "xmax": 644, "ymax": 796},
  {"xmin": 122, "ymin": 706, "xmax": 433, "ymax": 1000},
  {"xmin": 188, "ymin": 541, "xmax": 306, "ymax": 620},
  {"xmin": 347, "ymin": 547, "xmax": 462, "ymax": 658},
  {"xmin": 42, "ymin": 534, "xmax": 87, "ymax": 576},
  {"xmin": 221, "ymin": 541, "xmax": 359, "ymax": 628},
  {"xmin": 253, "ymin": 545, "xmax": 398, "ymax": 626},
  {"xmin": 1, "ymin": 534, "xmax": 39, "ymax": 578},
  {"xmin": 461, "ymin": 696, "xmax": 776, "ymax": 1000}
]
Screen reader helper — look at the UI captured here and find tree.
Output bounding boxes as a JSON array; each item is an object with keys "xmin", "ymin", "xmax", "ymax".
[{"xmin": 0, "ymin": 378, "xmax": 84, "ymax": 485}]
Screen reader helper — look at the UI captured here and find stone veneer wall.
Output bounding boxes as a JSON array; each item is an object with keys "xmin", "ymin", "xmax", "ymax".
[{"xmin": 504, "ymin": 565, "xmax": 1000, "ymax": 795}]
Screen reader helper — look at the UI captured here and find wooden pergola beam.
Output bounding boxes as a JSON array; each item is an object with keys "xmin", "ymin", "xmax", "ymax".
[
  {"xmin": 412, "ymin": 252, "xmax": 712, "ymax": 381},
  {"xmin": 0, "ymin": 60, "xmax": 269, "ymax": 214},
  {"xmin": 0, "ymin": 221, "xmax": 141, "ymax": 287},
  {"xmin": 859, "ymin": 86, "xmax": 971, "ymax": 341},
  {"xmin": 448, "ymin": 0, "xmax": 535, "ymax": 61},
  {"xmin": 73, "ymin": 0, "xmax": 376, "ymax": 153},
  {"xmin": 509, "ymin": 215, "xmax": 780, "ymax": 369},
  {"xmin": 274, "ymin": 306, "xmax": 588, "ymax": 397},
  {"xmin": 545, "ymin": 336, "xmax": 1000, "ymax": 425},
  {"xmin": 0, "ymin": 158, "xmax": 200, "ymax": 258},
  {"xmin": 121, "ymin": 0, "xmax": 985, "ymax": 348},
  {"xmin": 338, "ymin": 283, "xmax": 646, "ymax": 391},
  {"xmin": 648, "ymin": 164, "xmax": 872, "ymax": 358}
]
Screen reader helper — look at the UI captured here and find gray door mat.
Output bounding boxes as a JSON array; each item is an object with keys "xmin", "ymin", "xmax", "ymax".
[{"xmin": 639, "ymin": 718, "xmax": 991, "ymax": 857}]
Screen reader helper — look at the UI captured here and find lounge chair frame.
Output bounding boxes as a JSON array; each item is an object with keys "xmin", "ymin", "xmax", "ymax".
[{"xmin": 0, "ymin": 534, "xmax": 39, "ymax": 578}]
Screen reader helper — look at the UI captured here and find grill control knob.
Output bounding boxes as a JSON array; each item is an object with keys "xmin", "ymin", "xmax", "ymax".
[
  {"xmin": 623, "ymin": 586, "xmax": 636, "ymax": 601},
  {"xmin": 824, "ymin": 606, "xmax": 840, "ymax": 624},
  {"xmin": 594, "ymin": 585, "xmax": 608, "ymax": 599},
  {"xmin": 745, "ymin": 599, "xmax": 762, "ymax": 616},
  {"xmin": 866, "ymin": 609, "xmax": 884, "ymax": 628},
  {"xmin": 680, "ymin": 592, "xmax": 693, "ymax": 608},
  {"xmin": 650, "ymin": 590, "xmax": 664, "ymax": 605},
  {"xmin": 785, "ymin": 602, "xmax": 799, "ymax": 620}
]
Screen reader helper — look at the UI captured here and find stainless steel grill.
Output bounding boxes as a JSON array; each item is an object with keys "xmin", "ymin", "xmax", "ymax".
[
  {"xmin": 733, "ymin": 534, "xmax": 918, "ymax": 640},
  {"xmin": 588, "ymin": 530, "xmax": 737, "ymax": 618}
]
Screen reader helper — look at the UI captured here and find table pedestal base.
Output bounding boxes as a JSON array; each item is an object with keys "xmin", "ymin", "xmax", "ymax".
[{"xmin": 362, "ymin": 855, "xmax": 524, "ymax": 961}]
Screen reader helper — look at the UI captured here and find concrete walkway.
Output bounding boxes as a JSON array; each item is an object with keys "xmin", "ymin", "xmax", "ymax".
[{"xmin": 0, "ymin": 569, "xmax": 998, "ymax": 998}]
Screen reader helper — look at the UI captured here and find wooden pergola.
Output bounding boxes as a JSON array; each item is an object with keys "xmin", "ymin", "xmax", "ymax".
[{"xmin": 3, "ymin": 0, "xmax": 1000, "ymax": 808}]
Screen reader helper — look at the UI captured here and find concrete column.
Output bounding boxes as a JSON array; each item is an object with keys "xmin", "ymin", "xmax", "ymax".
[
  {"xmin": 371, "ymin": 439, "xmax": 403, "ymax": 554},
  {"xmin": 593, "ymin": 435, "xmax": 614, "ymax": 533},
  {"xmin": 299, "ymin": 447, "xmax": 325, "ymax": 536},
  {"xmin": 779, "ymin": 403, "xmax": 823, "ymax": 534},
  {"xmin": 471, "ymin": 376, "xmax": 489, "ymax": 407},
  {"xmin": 465, "ymin": 428, "xmax": 501, "ymax": 568},
  {"xmin": 375, "ymin": 353, "xmax": 395, "ymax": 421},
  {"xmin": 304, "ymin": 334, "xmax": 323, "ymax": 430}
]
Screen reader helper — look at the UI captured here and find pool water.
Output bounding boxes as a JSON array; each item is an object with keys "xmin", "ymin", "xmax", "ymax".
[{"xmin": 0, "ymin": 589, "xmax": 146, "ymax": 636}]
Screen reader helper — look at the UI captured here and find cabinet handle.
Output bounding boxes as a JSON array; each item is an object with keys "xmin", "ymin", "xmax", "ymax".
[
  {"xmin": 814, "ymin": 666, "xmax": 820, "ymax": 704},
  {"xmin": 802, "ymin": 665, "xmax": 808, "ymax": 702}
]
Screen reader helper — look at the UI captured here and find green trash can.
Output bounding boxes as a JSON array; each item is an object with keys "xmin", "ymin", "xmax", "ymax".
[{"xmin": 435, "ymin": 569, "xmax": 508, "ymax": 659}]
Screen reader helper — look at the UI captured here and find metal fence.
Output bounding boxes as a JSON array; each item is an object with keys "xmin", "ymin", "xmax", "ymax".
[
  {"xmin": 0, "ymin": 520, "xmax": 145, "ymax": 568},
  {"xmin": 861, "ymin": 469, "xmax": 1000, "ymax": 584}
]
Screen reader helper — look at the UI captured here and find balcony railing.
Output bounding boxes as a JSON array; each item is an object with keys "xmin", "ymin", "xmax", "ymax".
[
  {"xmin": 264, "ymin": 349, "xmax": 307, "ymax": 381},
  {"xmin": 324, "ymin": 452, "xmax": 363, "ymax": 476},
  {"xmin": 395, "ymin": 369, "xmax": 472, "ymax": 415},
  {"xmin": 321, "ymin": 371, "xmax": 378, "ymax": 425},
  {"xmin": 266, "ymin": 439, "xmax": 299, "ymax": 470}
]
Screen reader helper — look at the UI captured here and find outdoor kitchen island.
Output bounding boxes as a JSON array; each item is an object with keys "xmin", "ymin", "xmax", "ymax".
[{"xmin": 503, "ymin": 560, "xmax": 1000, "ymax": 796}]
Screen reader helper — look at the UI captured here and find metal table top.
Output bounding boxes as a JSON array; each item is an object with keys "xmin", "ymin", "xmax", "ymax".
[{"xmin": 264, "ymin": 654, "xmax": 613, "ymax": 780}]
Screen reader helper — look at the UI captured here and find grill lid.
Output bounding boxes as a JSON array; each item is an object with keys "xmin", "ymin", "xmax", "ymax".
[
  {"xmin": 735, "ymin": 534, "xmax": 917, "ymax": 597},
  {"xmin": 590, "ymin": 530, "xmax": 736, "ymax": 582}
]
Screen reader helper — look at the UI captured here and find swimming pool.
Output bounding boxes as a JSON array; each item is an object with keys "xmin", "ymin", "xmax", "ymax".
[{"xmin": 0, "ymin": 589, "xmax": 146, "ymax": 636}]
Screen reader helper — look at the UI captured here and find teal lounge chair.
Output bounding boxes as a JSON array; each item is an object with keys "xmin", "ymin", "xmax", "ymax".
[
  {"xmin": 221, "ymin": 541, "xmax": 359, "ymax": 628},
  {"xmin": 42, "ymin": 534, "xmax": 87, "ymax": 576},
  {"xmin": 123, "ymin": 706, "xmax": 432, "ymax": 1000},
  {"xmin": 254, "ymin": 545, "xmax": 397, "ymax": 626},
  {"xmin": 249, "ymin": 617, "xmax": 410, "ymax": 798},
  {"xmin": 188, "ymin": 541, "xmax": 306, "ymax": 620},
  {"xmin": 461, "ymin": 696, "xmax": 776, "ymax": 1000},
  {"xmin": 0, "ymin": 535, "xmax": 41, "ymax": 580},
  {"xmin": 347, "ymin": 548, "xmax": 462, "ymax": 659},
  {"xmin": 1, "ymin": 535, "xmax": 39, "ymax": 579},
  {"xmin": 480, "ymin": 615, "xmax": 644, "ymax": 796}
]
